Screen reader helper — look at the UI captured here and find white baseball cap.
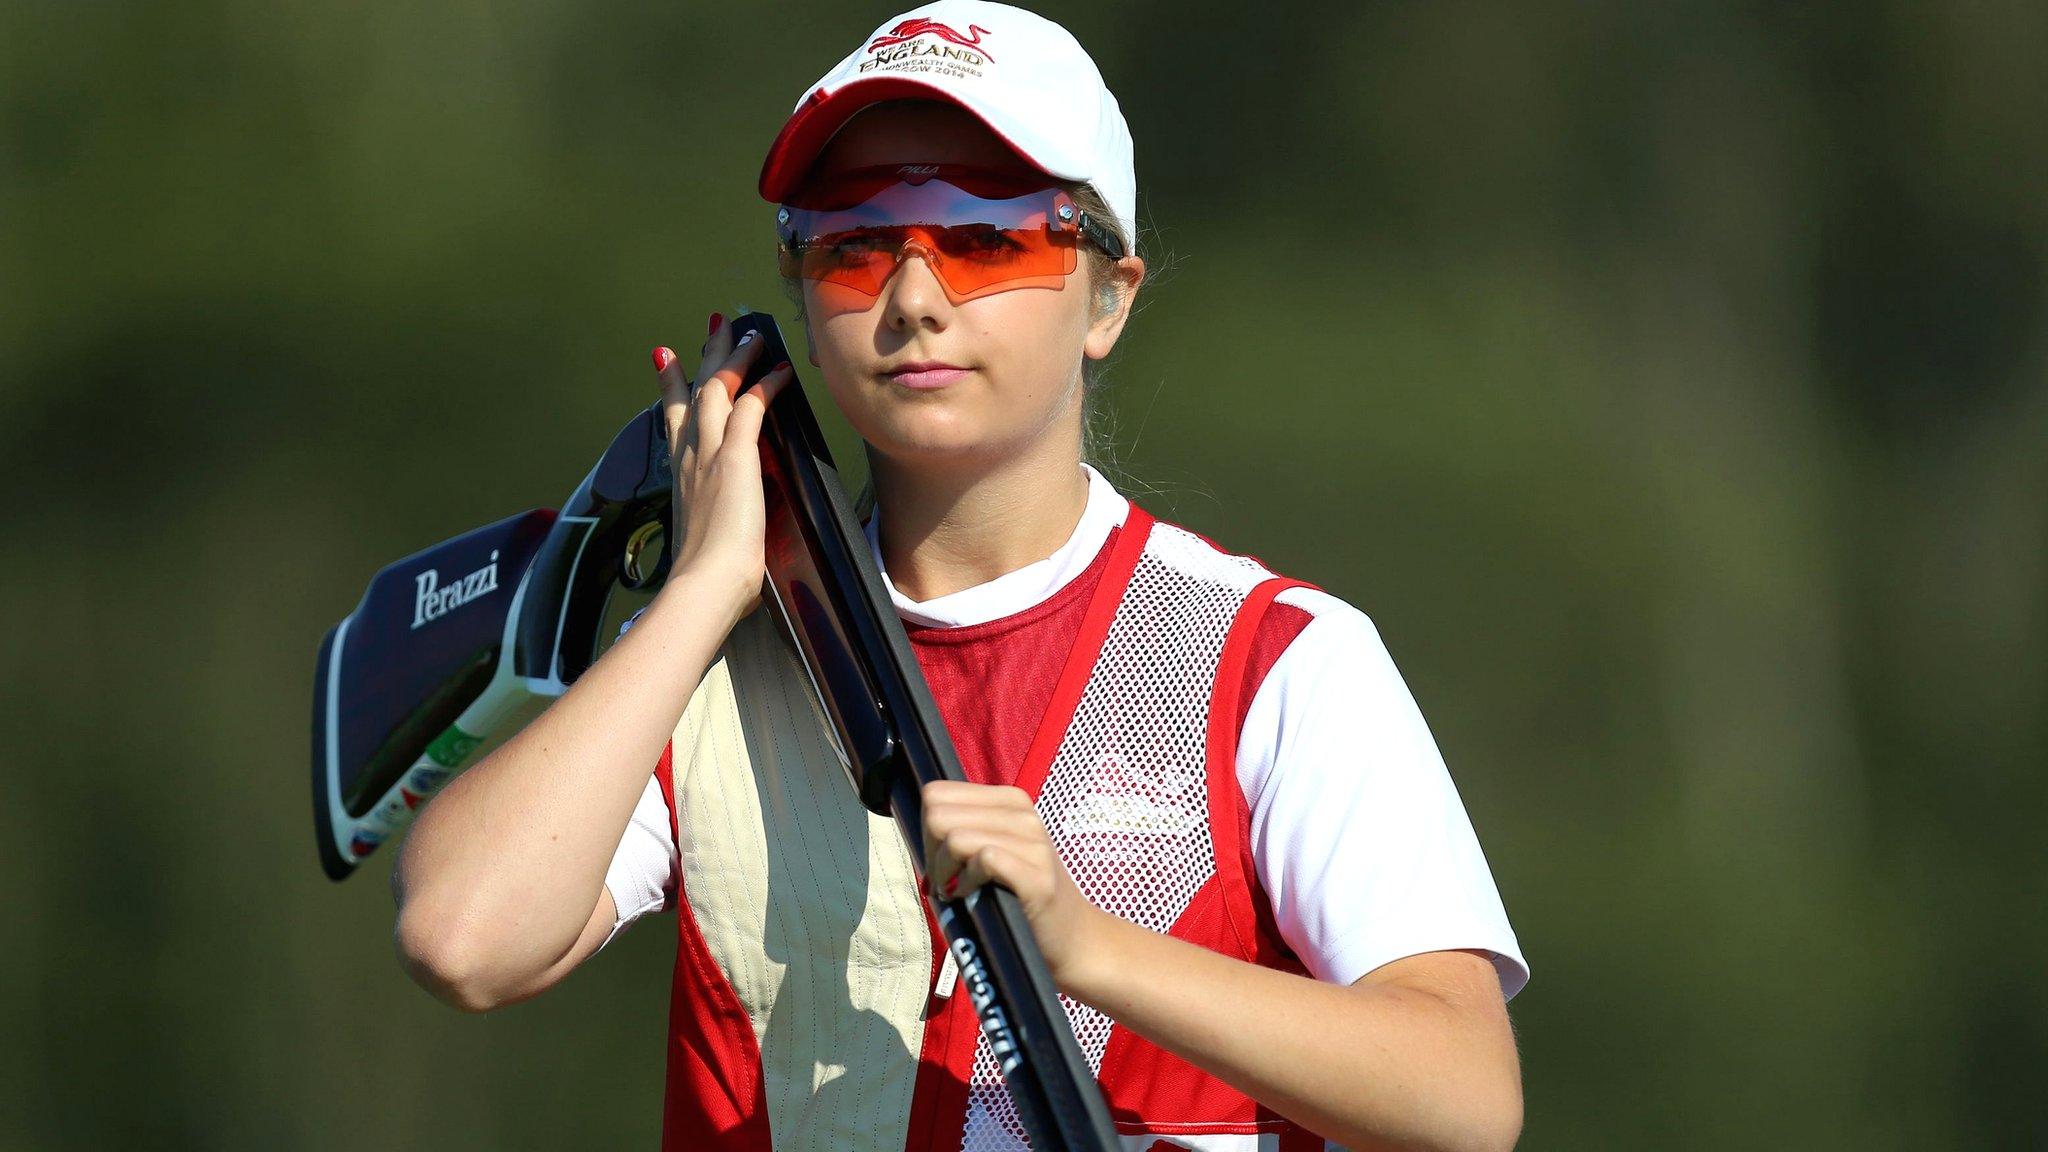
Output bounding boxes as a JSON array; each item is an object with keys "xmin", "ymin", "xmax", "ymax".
[{"xmin": 756, "ymin": 0, "xmax": 1138, "ymax": 253}]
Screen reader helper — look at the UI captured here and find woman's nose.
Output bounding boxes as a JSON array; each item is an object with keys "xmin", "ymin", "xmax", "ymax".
[{"xmin": 882, "ymin": 242, "xmax": 953, "ymax": 326}]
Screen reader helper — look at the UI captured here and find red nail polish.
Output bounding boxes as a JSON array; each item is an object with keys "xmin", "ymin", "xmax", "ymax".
[
  {"xmin": 708, "ymin": 312, "xmax": 723, "ymax": 336},
  {"xmin": 773, "ymin": 360, "xmax": 790, "ymax": 373},
  {"xmin": 652, "ymin": 346, "xmax": 676, "ymax": 372},
  {"xmin": 943, "ymin": 875, "xmax": 959, "ymax": 896}
]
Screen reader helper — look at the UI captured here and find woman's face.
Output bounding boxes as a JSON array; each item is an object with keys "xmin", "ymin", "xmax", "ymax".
[{"xmin": 793, "ymin": 100, "xmax": 1141, "ymax": 469}]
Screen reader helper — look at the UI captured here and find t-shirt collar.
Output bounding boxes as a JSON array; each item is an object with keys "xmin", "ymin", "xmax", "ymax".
[{"xmin": 864, "ymin": 462, "xmax": 1130, "ymax": 629}]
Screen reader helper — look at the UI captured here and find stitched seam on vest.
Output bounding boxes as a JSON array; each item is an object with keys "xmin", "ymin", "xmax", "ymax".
[{"xmin": 675, "ymin": 613, "xmax": 928, "ymax": 1151}]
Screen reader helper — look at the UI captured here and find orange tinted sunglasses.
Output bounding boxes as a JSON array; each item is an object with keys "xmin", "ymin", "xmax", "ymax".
[{"xmin": 775, "ymin": 163, "xmax": 1125, "ymax": 306}]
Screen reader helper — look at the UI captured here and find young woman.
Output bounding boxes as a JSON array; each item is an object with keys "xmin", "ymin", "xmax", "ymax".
[{"xmin": 392, "ymin": 3, "xmax": 1529, "ymax": 1150}]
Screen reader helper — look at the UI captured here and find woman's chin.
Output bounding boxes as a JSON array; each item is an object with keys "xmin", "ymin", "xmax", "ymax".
[{"xmin": 857, "ymin": 412, "xmax": 1010, "ymax": 466}]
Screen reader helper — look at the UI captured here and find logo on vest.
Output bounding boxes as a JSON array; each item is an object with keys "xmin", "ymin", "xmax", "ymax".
[
  {"xmin": 411, "ymin": 550, "xmax": 500, "ymax": 629},
  {"xmin": 1058, "ymin": 750, "xmax": 1198, "ymax": 841}
]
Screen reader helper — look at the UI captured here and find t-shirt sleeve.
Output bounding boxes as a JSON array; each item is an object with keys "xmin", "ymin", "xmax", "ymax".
[
  {"xmin": 1237, "ymin": 587, "xmax": 1530, "ymax": 1001},
  {"xmin": 598, "ymin": 606, "xmax": 679, "ymax": 950}
]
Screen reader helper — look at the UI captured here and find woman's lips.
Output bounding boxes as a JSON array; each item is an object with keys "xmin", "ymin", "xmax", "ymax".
[{"xmin": 888, "ymin": 367, "xmax": 970, "ymax": 389}]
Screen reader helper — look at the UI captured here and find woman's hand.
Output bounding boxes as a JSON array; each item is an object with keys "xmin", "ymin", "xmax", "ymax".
[
  {"xmin": 921, "ymin": 780, "xmax": 1110, "ymax": 989},
  {"xmin": 653, "ymin": 313, "xmax": 794, "ymax": 628}
]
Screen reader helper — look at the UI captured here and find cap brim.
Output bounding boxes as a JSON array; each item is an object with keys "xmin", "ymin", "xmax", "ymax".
[{"xmin": 757, "ymin": 75, "xmax": 1060, "ymax": 204}]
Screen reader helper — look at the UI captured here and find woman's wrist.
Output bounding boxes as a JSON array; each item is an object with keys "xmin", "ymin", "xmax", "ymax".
[
  {"xmin": 659, "ymin": 559, "xmax": 762, "ymax": 633},
  {"xmin": 1049, "ymin": 903, "xmax": 1131, "ymax": 1004}
]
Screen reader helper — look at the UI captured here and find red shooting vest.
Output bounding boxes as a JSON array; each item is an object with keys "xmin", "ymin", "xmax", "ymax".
[{"xmin": 652, "ymin": 504, "xmax": 1328, "ymax": 1151}]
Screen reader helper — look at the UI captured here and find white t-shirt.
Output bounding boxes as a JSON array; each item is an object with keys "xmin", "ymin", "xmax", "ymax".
[{"xmin": 602, "ymin": 463, "xmax": 1530, "ymax": 1001}]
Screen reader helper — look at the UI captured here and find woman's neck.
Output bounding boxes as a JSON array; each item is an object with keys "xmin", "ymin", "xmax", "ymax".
[{"xmin": 868, "ymin": 443, "xmax": 1091, "ymax": 605}]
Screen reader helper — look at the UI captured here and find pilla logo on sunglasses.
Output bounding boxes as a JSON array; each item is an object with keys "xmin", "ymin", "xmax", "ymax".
[{"xmin": 860, "ymin": 19, "xmax": 994, "ymax": 74}]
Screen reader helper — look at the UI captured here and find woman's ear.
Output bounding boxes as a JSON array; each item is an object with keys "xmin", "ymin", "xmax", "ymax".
[{"xmin": 1084, "ymin": 255, "xmax": 1146, "ymax": 361}]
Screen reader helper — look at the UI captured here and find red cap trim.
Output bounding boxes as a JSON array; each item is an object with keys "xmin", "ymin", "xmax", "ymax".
[{"xmin": 757, "ymin": 76, "xmax": 1057, "ymax": 205}]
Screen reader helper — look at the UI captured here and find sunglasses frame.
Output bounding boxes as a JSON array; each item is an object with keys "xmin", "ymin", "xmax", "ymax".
[{"xmin": 774, "ymin": 163, "xmax": 1128, "ymax": 303}]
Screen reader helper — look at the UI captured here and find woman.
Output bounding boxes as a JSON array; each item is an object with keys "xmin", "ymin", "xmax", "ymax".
[{"xmin": 393, "ymin": 3, "xmax": 1529, "ymax": 1150}]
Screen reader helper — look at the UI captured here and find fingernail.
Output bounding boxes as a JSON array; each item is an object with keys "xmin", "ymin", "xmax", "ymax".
[
  {"xmin": 708, "ymin": 312, "xmax": 723, "ymax": 336},
  {"xmin": 773, "ymin": 360, "xmax": 790, "ymax": 373},
  {"xmin": 943, "ymin": 875, "xmax": 959, "ymax": 896},
  {"xmin": 652, "ymin": 346, "xmax": 676, "ymax": 372}
]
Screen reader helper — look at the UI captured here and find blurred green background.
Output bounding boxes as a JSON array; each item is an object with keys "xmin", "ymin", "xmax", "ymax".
[{"xmin": 4, "ymin": 1, "xmax": 2043, "ymax": 1148}]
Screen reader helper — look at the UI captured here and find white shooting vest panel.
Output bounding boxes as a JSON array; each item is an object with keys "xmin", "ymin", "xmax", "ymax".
[
  {"xmin": 668, "ymin": 608, "xmax": 934, "ymax": 1150},
  {"xmin": 958, "ymin": 520, "xmax": 1281, "ymax": 1152}
]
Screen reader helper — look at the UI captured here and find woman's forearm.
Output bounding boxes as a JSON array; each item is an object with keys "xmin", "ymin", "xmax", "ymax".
[
  {"xmin": 1062, "ymin": 911, "xmax": 1522, "ymax": 1152},
  {"xmin": 391, "ymin": 566, "xmax": 742, "ymax": 1006}
]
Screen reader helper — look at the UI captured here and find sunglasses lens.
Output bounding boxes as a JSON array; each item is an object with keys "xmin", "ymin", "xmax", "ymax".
[
  {"xmin": 783, "ymin": 227, "xmax": 908, "ymax": 295},
  {"xmin": 936, "ymin": 224, "xmax": 1079, "ymax": 299},
  {"xmin": 779, "ymin": 166, "xmax": 1085, "ymax": 303}
]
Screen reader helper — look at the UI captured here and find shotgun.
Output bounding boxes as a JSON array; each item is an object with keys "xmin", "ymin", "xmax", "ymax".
[{"xmin": 311, "ymin": 310, "xmax": 1119, "ymax": 1150}]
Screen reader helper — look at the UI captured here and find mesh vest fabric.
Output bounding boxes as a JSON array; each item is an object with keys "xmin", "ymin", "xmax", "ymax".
[{"xmin": 905, "ymin": 509, "xmax": 1330, "ymax": 1152}]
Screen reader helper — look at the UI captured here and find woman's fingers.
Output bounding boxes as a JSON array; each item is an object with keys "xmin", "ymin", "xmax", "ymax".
[
  {"xmin": 696, "ymin": 313, "xmax": 767, "ymax": 401},
  {"xmin": 932, "ymin": 832, "xmax": 1055, "ymax": 905},
  {"xmin": 721, "ymin": 361, "xmax": 793, "ymax": 449},
  {"xmin": 928, "ymin": 828, "xmax": 1006, "ymax": 896},
  {"xmin": 654, "ymin": 346, "xmax": 687, "ymax": 394},
  {"xmin": 718, "ymin": 327, "xmax": 769, "ymax": 400},
  {"xmin": 651, "ymin": 345, "xmax": 700, "ymax": 497},
  {"xmin": 694, "ymin": 330, "xmax": 768, "ymax": 461},
  {"xmin": 917, "ymin": 780, "xmax": 1101, "ymax": 982},
  {"xmin": 654, "ymin": 346, "xmax": 690, "ymax": 443},
  {"xmin": 660, "ymin": 316, "xmax": 789, "ymax": 486},
  {"xmin": 692, "ymin": 356, "xmax": 736, "ymax": 463},
  {"xmin": 697, "ymin": 311, "xmax": 733, "ymax": 382},
  {"xmin": 921, "ymin": 782, "xmax": 1046, "ymax": 898}
]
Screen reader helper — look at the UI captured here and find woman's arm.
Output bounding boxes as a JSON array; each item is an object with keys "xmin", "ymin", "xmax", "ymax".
[
  {"xmin": 390, "ymin": 571, "xmax": 744, "ymax": 1012},
  {"xmin": 920, "ymin": 780, "xmax": 1522, "ymax": 1152},
  {"xmin": 1066, "ymin": 919, "xmax": 1522, "ymax": 1152},
  {"xmin": 392, "ymin": 320, "xmax": 791, "ymax": 1011}
]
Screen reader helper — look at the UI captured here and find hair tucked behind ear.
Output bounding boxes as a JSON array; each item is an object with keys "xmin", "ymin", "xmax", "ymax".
[{"xmin": 1067, "ymin": 180, "xmax": 1140, "ymax": 475}]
